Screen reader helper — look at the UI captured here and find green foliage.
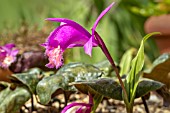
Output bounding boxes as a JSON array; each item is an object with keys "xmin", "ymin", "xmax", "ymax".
[
  {"xmin": 0, "ymin": 0, "xmax": 161, "ymax": 63},
  {"xmin": 0, "ymin": 82, "xmax": 31, "ymax": 113},
  {"xmin": 123, "ymin": 0, "xmax": 170, "ymax": 17},
  {"xmin": 73, "ymin": 78, "xmax": 163, "ymax": 101},
  {"xmin": 94, "ymin": 60, "xmax": 113, "ymax": 77},
  {"xmin": 125, "ymin": 32, "xmax": 160, "ymax": 104},
  {"xmin": 11, "ymin": 68, "xmax": 43, "ymax": 94},
  {"xmin": 36, "ymin": 63, "xmax": 102, "ymax": 104},
  {"xmin": 119, "ymin": 48, "xmax": 136, "ymax": 76},
  {"xmin": 0, "ymin": 0, "xmax": 51, "ymax": 31},
  {"xmin": 36, "ymin": 75, "xmax": 65, "ymax": 104},
  {"xmin": 136, "ymin": 79, "xmax": 164, "ymax": 98},
  {"xmin": 73, "ymin": 78, "xmax": 123, "ymax": 100},
  {"xmin": 0, "ymin": 53, "xmax": 165, "ymax": 112},
  {"xmin": 91, "ymin": 93, "xmax": 103, "ymax": 113},
  {"xmin": 0, "ymin": 0, "xmax": 90, "ymax": 32}
]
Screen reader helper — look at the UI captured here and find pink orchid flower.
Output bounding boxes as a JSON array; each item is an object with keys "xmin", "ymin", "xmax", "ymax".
[
  {"xmin": 0, "ymin": 43, "xmax": 19, "ymax": 68},
  {"xmin": 42, "ymin": 2, "xmax": 115, "ymax": 69}
]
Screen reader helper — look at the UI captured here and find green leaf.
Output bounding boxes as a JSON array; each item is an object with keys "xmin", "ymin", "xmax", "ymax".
[
  {"xmin": 0, "ymin": 82, "xmax": 31, "ymax": 113},
  {"xmin": 144, "ymin": 53, "xmax": 170, "ymax": 88},
  {"xmin": 94, "ymin": 60, "xmax": 113, "ymax": 77},
  {"xmin": 125, "ymin": 32, "xmax": 160, "ymax": 103},
  {"xmin": 0, "ymin": 82, "xmax": 11, "ymax": 102},
  {"xmin": 36, "ymin": 63, "xmax": 102, "ymax": 104},
  {"xmin": 11, "ymin": 68, "xmax": 43, "ymax": 94},
  {"xmin": 73, "ymin": 77, "xmax": 163, "ymax": 102},
  {"xmin": 36, "ymin": 75, "xmax": 65, "ymax": 104},
  {"xmin": 73, "ymin": 78, "xmax": 122, "ymax": 100},
  {"xmin": 57, "ymin": 63, "xmax": 102, "ymax": 82},
  {"xmin": 91, "ymin": 93, "xmax": 103, "ymax": 113},
  {"xmin": 136, "ymin": 79, "xmax": 164, "ymax": 98},
  {"xmin": 119, "ymin": 48, "xmax": 136, "ymax": 76}
]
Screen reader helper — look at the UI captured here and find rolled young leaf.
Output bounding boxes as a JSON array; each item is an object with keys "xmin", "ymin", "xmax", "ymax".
[{"xmin": 124, "ymin": 32, "xmax": 160, "ymax": 103}]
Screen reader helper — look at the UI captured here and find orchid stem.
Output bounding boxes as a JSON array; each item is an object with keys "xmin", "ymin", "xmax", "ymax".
[
  {"xmin": 142, "ymin": 96, "xmax": 149, "ymax": 113},
  {"xmin": 94, "ymin": 31, "xmax": 128, "ymax": 99}
]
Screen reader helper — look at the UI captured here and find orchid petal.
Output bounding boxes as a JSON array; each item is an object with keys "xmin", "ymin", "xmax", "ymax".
[
  {"xmin": 92, "ymin": 2, "xmax": 115, "ymax": 33},
  {"xmin": 84, "ymin": 37, "xmax": 93, "ymax": 56},
  {"xmin": 84, "ymin": 2, "xmax": 115, "ymax": 57},
  {"xmin": 0, "ymin": 52, "xmax": 6, "ymax": 60},
  {"xmin": 4, "ymin": 43, "xmax": 15, "ymax": 49},
  {"xmin": 61, "ymin": 102, "xmax": 91, "ymax": 113},
  {"xmin": 46, "ymin": 18, "xmax": 91, "ymax": 38},
  {"xmin": 40, "ymin": 43, "xmax": 48, "ymax": 47},
  {"xmin": 75, "ymin": 106, "xmax": 83, "ymax": 113},
  {"xmin": 45, "ymin": 24, "xmax": 91, "ymax": 51},
  {"xmin": 45, "ymin": 63, "xmax": 55, "ymax": 69},
  {"xmin": 47, "ymin": 27, "xmax": 60, "ymax": 48},
  {"xmin": 11, "ymin": 49, "xmax": 19, "ymax": 56}
]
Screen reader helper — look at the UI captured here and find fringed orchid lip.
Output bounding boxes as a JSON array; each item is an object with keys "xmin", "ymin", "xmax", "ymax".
[
  {"xmin": 42, "ymin": 2, "xmax": 115, "ymax": 69},
  {"xmin": 0, "ymin": 43, "xmax": 19, "ymax": 68},
  {"xmin": 45, "ymin": 46, "xmax": 63, "ymax": 69}
]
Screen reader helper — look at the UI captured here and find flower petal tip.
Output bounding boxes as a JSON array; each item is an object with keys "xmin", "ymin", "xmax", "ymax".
[
  {"xmin": 111, "ymin": 2, "xmax": 116, "ymax": 7},
  {"xmin": 45, "ymin": 18, "xmax": 51, "ymax": 21},
  {"xmin": 45, "ymin": 18, "xmax": 56, "ymax": 21},
  {"xmin": 85, "ymin": 51, "xmax": 92, "ymax": 57}
]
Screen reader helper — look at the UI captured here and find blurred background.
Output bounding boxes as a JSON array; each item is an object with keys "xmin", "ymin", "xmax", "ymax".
[{"xmin": 0, "ymin": 0, "xmax": 170, "ymax": 64}]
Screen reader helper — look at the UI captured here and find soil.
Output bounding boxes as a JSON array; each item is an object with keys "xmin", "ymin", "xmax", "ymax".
[{"xmin": 21, "ymin": 92, "xmax": 170, "ymax": 113}]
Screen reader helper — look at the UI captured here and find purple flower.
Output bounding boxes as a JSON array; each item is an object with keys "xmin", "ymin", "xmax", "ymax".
[
  {"xmin": 0, "ymin": 43, "xmax": 19, "ymax": 68},
  {"xmin": 42, "ymin": 2, "xmax": 115, "ymax": 69},
  {"xmin": 61, "ymin": 94, "xmax": 93, "ymax": 113}
]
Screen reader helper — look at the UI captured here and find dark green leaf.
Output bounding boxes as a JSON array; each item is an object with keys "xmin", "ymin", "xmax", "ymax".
[
  {"xmin": 73, "ymin": 78, "xmax": 163, "ymax": 101},
  {"xmin": 136, "ymin": 79, "xmax": 164, "ymax": 98},
  {"xmin": 0, "ymin": 82, "xmax": 31, "ymax": 113},
  {"xmin": 73, "ymin": 78, "xmax": 122, "ymax": 100},
  {"xmin": 11, "ymin": 68, "xmax": 43, "ymax": 94},
  {"xmin": 36, "ymin": 63, "xmax": 102, "ymax": 104}
]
